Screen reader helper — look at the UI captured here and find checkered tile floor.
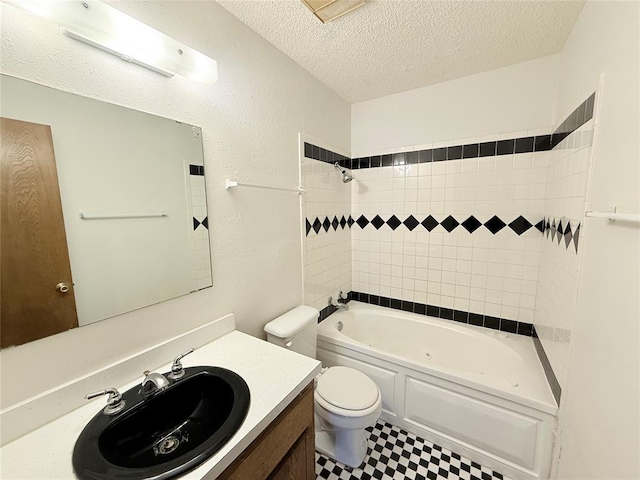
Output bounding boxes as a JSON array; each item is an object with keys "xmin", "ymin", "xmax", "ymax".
[{"xmin": 316, "ymin": 420, "xmax": 511, "ymax": 480}]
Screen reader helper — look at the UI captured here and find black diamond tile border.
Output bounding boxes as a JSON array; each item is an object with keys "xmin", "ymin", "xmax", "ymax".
[
  {"xmin": 543, "ymin": 216, "xmax": 580, "ymax": 253},
  {"xmin": 440, "ymin": 215, "xmax": 459, "ymax": 233},
  {"xmin": 305, "ymin": 215, "xmax": 540, "ymax": 237},
  {"xmin": 403, "ymin": 215, "xmax": 420, "ymax": 231},
  {"xmin": 484, "ymin": 216, "xmax": 507, "ymax": 234},
  {"xmin": 508, "ymin": 216, "xmax": 533, "ymax": 236},
  {"xmin": 334, "ymin": 292, "xmax": 534, "ymax": 337},
  {"xmin": 371, "ymin": 215, "xmax": 385, "ymax": 230},
  {"xmin": 306, "ymin": 215, "xmax": 542, "ymax": 236},
  {"xmin": 313, "ymin": 218, "xmax": 322, "ymax": 234},
  {"xmin": 192, "ymin": 216, "xmax": 208, "ymax": 230},
  {"xmin": 386, "ymin": 215, "xmax": 401, "ymax": 230},
  {"xmin": 316, "ymin": 420, "xmax": 511, "ymax": 480},
  {"xmin": 422, "ymin": 215, "xmax": 438, "ymax": 232},
  {"xmin": 356, "ymin": 215, "xmax": 370, "ymax": 229},
  {"xmin": 306, "ymin": 215, "xmax": 352, "ymax": 236},
  {"xmin": 461, "ymin": 215, "xmax": 482, "ymax": 233}
]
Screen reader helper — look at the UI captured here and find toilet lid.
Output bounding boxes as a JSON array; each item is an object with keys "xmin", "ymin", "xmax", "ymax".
[{"xmin": 316, "ymin": 366, "xmax": 379, "ymax": 411}]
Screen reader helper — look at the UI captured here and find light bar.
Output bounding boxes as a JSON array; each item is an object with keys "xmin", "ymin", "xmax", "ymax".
[{"xmin": 5, "ymin": 0, "xmax": 218, "ymax": 85}]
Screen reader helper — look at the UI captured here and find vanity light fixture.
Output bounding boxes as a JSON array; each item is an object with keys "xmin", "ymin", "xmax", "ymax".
[{"xmin": 5, "ymin": 0, "xmax": 218, "ymax": 85}]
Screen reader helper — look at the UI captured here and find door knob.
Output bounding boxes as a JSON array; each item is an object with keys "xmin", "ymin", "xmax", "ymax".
[{"xmin": 56, "ymin": 282, "xmax": 70, "ymax": 293}]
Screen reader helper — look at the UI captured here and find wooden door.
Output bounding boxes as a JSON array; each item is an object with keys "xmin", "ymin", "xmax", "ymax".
[{"xmin": 1, "ymin": 117, "xmax": 78, "ymax": 348}]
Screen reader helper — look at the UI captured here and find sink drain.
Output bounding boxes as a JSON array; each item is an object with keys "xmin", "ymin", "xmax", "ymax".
[{"xmin": 156, "ymin": 435, "xmax": 181, "ymax": 455}]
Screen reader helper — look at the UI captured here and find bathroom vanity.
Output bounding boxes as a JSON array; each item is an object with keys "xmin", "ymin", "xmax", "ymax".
[
  {"xmin": 0, "ymin": 320, "xmax": 321, "ymax": 479},
  {"xmin": 218, "ymin": 383, "xmax": 315, "ymax": 480}
]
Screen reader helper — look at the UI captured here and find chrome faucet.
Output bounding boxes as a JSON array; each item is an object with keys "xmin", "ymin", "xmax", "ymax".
[
  {"xmin": 140, "ymin": 348, "xmax": 195, "ymax": 396},
  {"xmin": 169, "ymin": 348, "xmax": 194, "ymax": 379},
  {"xmin": 328, "ymin": 291, "xmax": 349, "ymax": 311},
  {"xmin": 85, "ymin": 387, "xmax": 125, "ymax": 415},
  {"xmin": 141, "ymin": 370, "xmax": 170, "ymax": 397}
]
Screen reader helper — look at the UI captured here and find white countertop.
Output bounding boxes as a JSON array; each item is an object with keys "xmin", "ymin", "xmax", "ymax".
[{"xmin": 0, "ymin": 331, "xmax": 321, "ymax": 479}]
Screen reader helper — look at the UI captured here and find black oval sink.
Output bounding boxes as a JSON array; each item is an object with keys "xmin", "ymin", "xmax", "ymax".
[{"xmin": 73, "ymin": 366, "xmax": 250, "ymax": 480}]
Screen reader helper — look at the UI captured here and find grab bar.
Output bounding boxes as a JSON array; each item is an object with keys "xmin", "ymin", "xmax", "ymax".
[
  {"xmin": 585, "ymin": 206, "xmax": 640, "ymax": 223},
  {"xmin": 79, "ymin": 211, "xmax": 167, "ymax": 220},
  {"xmin": 225, "ymin": 179, "xmax": 305, "ymax": 193}
]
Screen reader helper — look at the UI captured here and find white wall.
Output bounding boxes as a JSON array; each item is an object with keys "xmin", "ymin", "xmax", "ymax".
[
  {"xmin": 0, "ymin": 0, "xmax": 350, "ymax": 407},
  {"xmin": 1, "ymin": 75, "xmax": 204, "ymax": 327},
  {"xmin": 351, "ymin": 55, "xmax": 559, "ymax": 156},
  {"xmin": 550, "ymin": 2, "xmax": 640, "ymax": 478}
]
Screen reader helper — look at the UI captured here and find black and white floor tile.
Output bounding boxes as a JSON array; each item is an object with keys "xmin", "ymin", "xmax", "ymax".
[{"xmin": 316, "ymin": 421, "xmax": 511, "ymax": 480}]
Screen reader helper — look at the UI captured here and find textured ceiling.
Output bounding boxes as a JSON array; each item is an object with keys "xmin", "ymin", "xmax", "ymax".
[{"xmin": 217, "ymin": 0, "xmax": 584, "ymax": 103}]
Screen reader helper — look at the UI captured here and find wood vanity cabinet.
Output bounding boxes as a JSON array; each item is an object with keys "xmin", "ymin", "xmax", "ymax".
[{"xmin": 217, "ymin": 382, "xmax": 315, "ymax": 480}]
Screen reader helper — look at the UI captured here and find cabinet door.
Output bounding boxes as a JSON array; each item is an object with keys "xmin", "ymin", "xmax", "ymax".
[
  {"xmin": 217, "ymin": 383, "xmax": 315, "ymax": 480},
  {"xmin": 269, "ymin": 432, "xmax": 310, "ymax": 480}
]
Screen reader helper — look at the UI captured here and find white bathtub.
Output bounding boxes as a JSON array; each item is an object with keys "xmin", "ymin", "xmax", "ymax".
[{"xmin": 317, "ymin": 302, "xmax": 557, "ymax": 480}]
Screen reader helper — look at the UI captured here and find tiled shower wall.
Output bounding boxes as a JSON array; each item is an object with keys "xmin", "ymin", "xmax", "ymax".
[
  {"xmin": 301, "ymin": 141, "xmax": 352, "ymax": 313},
  {"xmin": 187, "ymin": 162, "xmax": 213, "ymax": 292},
  {"xmin": 534, "ymin": 94, "xmax": 596, "ymax": 394},
  {"xmin": 350, "ymin": 130, "xmax": 550, "ymax": 329},
  {"xmin": 301, "ymin": 94, "xmax": 597, "ymax": 403}
]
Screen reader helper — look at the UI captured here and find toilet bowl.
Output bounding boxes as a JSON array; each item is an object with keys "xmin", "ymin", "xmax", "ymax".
[
  {"xmin": 313, "ymin": 366, "xmax": 382, "ymax": 467},
  {"xmin": 264, "ymin": 305, "xmax": 382, "ymax": 468}
]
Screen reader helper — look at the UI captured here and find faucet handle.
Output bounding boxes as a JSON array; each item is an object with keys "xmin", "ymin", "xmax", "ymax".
[
  {"xmin": 85, "ymin": 387, "xmax": 125, "ymax": 415},
  {"xmin": 169, "ymin": 348, "xmax": 194, "ymax": 379}
]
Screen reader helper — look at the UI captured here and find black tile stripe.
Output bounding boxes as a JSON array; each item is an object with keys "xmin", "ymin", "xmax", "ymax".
[
  {"xmin": 323, "ymin": 291, "xmax": 535, "ymax": 337},
  {"xmin": 303, "ymin": 143, "xmax": 350, "ymax": 167},
  {"xmin": 303, "ymin": 131, "xmax": 553, "ymax": 172},
  {"xmin": 189, "ymin": 164, "xmax": 204, "ymax": 176},
  {"xmin": 533, "ymin": 326, "xmax": 562, "ymax": 405},
  {"xmin": 318, "ymin": 304, "xmax": 338, "ymax": 322},
  {"xmin": 551, "ymin": 92, "xmax": 595, "ymax": 149}
]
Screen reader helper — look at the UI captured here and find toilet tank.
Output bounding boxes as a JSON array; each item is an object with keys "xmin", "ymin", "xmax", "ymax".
[{"xmin": 264, "ymin": 305, "xmax": 319, "ymax": 358}]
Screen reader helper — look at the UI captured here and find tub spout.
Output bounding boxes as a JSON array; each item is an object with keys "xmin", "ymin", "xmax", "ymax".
[{"xmin": 328, "ymin": 292, "xmax": 349, "ymax": 311}]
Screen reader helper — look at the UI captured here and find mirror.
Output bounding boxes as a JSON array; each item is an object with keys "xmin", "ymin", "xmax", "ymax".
[{"xmin": 0, "ymin": 75, "xmax": 212, "ymax": 349}]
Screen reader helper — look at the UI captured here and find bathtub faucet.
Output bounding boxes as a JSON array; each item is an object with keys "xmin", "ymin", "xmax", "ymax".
[{"xmin": 328, "ymin": 291, "xmax": 349, "ymax": 311}]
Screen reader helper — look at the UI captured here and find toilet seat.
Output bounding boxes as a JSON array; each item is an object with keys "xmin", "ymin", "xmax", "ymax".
[{"xmin": 315, "ymin": 366, "xmax": 380, "ymax": 416}]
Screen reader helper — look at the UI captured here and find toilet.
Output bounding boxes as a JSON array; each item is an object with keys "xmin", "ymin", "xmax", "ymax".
[{"xmin": 265, "ymin": 305, "xmax": 382, "ymax": 468}]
